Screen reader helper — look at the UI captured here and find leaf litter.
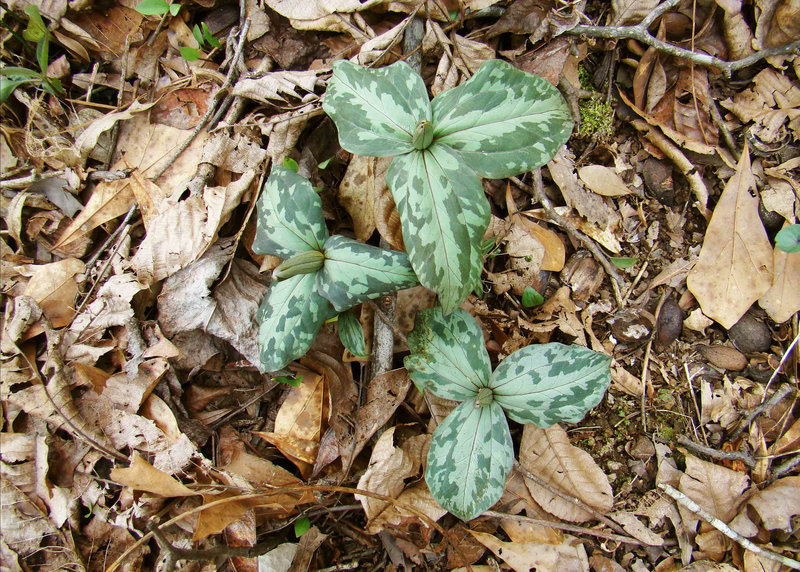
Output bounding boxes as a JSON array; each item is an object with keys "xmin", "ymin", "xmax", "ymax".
[{"xmin": 1, "ymin": 0, "xmax": 799, "ymax": 570}]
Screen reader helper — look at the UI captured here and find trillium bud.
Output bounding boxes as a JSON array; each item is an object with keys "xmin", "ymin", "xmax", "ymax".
[{"xmin": 412, "ymin": 119, "xmax": 434, "ymax": 150}]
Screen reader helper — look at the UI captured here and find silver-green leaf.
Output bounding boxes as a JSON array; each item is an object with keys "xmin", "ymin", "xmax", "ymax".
[
  {"xmin": 316, "ymin": 235, "xmax": 418, "ymax": 312},
  {"xmin": 404, "ymin": 308, "xmax": 490, "ymax": 401},
  {"xmin": 337, "ymin": 310, "xmax": 366, "ymax": 358},
  {"xmin": 257, "ymin": 273, "xmax": 329, "ymax": 372},
  {"xmin": 323, "ymin": 60, "xmax": 431, "ymax": 157},
  {"xmin": 426, "ymin": 399, "xmax": 513, "ymax": 521},
  {"xmin": 490, "ymin": 343, "xmax": 612, "ymax": 427},
  {"xmin": 432, "ymin": 59, "xmax": 573, "ymax": 179},
  {"xmin": 387, "ymin": 145, "xmax": 489, "ymax": 314},
  {"xmin": 253, "ymin": 166, "xmax": 328, "ymax": 259}
]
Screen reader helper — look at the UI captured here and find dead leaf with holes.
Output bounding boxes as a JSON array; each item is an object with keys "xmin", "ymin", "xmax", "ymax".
[
  {"xmin": 255, "ymin": 367, "xmax": 326, "ymax": 478},
  {"xmin": 519, "ymin": 424, "xmax": 613, "ymax": 522},
  {"xmin": 687, "ymin": 147, "xmax": 773, "ymax": 328}
]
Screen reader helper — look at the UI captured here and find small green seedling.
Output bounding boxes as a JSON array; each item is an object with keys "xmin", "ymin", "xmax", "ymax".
[
  {"xmin": 610, "ymin": 256, "xmax": 638, "ymax": 269},
  {"xmin": 134, "ymin": 0, "xmax": 181, "ymax": 16},
  {"xmin": 253, "ymin": 166, "xmax": 418, "ymax": 372},
  {"xmin": 521, "ymin": 286, "xmax": 544, "ymax": 307},
  {"xmin": 405, "ymin": 308, "xmax": 611, "ymax": 520},
  {"xmin": 324, "ymin": 59, "xmax": 573, "ymax": 314},
  {"xmin": 775, "ymin": 224, "xmax": 800, "ymax": 253},
  {"xmin": 1, "ymin": 6, "xmax": 65, "ymax": 103}
]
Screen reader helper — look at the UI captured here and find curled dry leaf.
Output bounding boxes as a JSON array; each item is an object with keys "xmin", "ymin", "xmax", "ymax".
[
  {"xmin": 109, "ymin": 453, "xmax": 197, "ymax": 497},
  {"xmin": 54, "ymin": 178, "xmax": 135, "ymax": 250},
  {"xmin": 744, "ymin": 475, "xmax": 800, "ymax": 531},
  {"xmin": 519, "ymin": 424, "xmax": 613, "ymax": 522},
  {"xmin": 255, "ymin": 367, "xmax": 326, "ymax": 478},
  {"xmin": 21, "ymin": 257, "xmax": 85, "ymax": 329},
  {"xmin": 687, "ymin": 147, "xmax": 773, "ymax": 329}
]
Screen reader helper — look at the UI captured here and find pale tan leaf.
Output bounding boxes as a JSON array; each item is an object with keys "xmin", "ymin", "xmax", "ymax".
[
  {"xmin": 609, "ymin": 511, "xmax": 664, "ymax": 546},
  {"xmin": 131, "ymin": 170, "xmax": 256, "ymax": 284},
  {"xmin": 548, "ymin": 148, "xmax": 621, "ymax": 228},
  {"xmin": 73, "ymin": 101, "xmax": 154, "ymax": 165},
  {"xmin": 721, "ymin": 69, "xmax": 800, "ymax": 143},
  {"xmin": 678, "ymin": 454, "xmax": 750, "ymax": 536},
  {"xmin": 744, "ymin": 548, "xmax": 784, "ymax": 572},
  {"xmin": 612, "ymin": 0, "xmax": 661, "ymax": 24},
  {"xmin": 22, "ymin": 258, "xmax": 85, "ymax": 328},
  {"xmin": 687, "ymin": 148, "xmax": 773, "ymax": 328},
  {"xmin": 745, "ymin": 476, "xmax": 800, "ymax": 531},
  {"xmin": 469, "ymin": 530, "xmax": 589, "ymax": 572},
  {"xmin": 258, "ymin": 543, "xmax": 297, "ymax": 572},
  {"xmin": 519, "ymin": 424, "xmax": 613, "ymax": 522},
  {"xmin": 101, "ymin": 358, "xmax": 168, "ymax": 413},
  {"xmin": 232, "ymin": 70, "xmax": 321, "ymax": 104},
  {"xmin": 255, "ymin": 368, "xmax": 326, "ymax": 476},
  {"xmin": 110, "ymin": 453, "xmax": 197, "ymax": 497},
  {"xmin": 373, "ymin": 178, "xmax": 404, "ymax": 250},
  {"xmin": 129, "ymin": 170, "xmax": 169, "ymax": 229},
  {"xmin": 264, "ymin": 107, "xmax": 324, "ymax": 164},
  {"xmin": 54, "ymin": 178, "xmax": 135, "ymax": 249},
  {"xmin": 578, "ymin": 165, "xmax": 633, "ymax": 197},
  {"xmin": 355, "ymin": 427, "xmax": 429, "ymax": 522},
  {"xmin": 356, "ymin": 21, "xmax": 406, "ymax": 66},
  {"xmin": 772, "ymin": 418, "xmax": 800, "ymax": 455},
  {"xmin": 759, "ymin": 235, "xmax": 800, "ymax": 323},
  {"xmin": 506, "ymin": 188, "xmax": 565, "ymax": 272}
]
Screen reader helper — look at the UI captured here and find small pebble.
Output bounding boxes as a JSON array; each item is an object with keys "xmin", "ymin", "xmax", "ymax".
[
  {"xmin": 655, "ymin": 296, "xmax": 683, "ymax": 348},
  {"xmin": 728, "ymin": 311, "xmax": 771, "ymax": 353}
]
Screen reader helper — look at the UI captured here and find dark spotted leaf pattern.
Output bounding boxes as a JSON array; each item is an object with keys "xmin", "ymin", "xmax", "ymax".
[
  {"xmin": 255, "ymin": 169, "xmax": 418, "ymax": 372},
  {"xmin": 405, "ymin": 307, "xmax": 611, "ymax": 521},
  {"xmin": 491, "ymin": 344, "xmax": 612, "ymax": 427},
  {"xmin": 252, "ymin": 166, "xmax": 328, "ymax": 259},
  {"xmin": 324, "ymin": 59, "xmax": 572, "ymax": 313},
  {"xmin": 426, "ymin": 399, "xmax": 513, "ymax": 522},
  {"xmin": 317, "ymin": 235, "xmax": 418, "ymax": 312},
  {"xmin": 404, "ymin": 308, "xmax": 490, "ymax": 401}
]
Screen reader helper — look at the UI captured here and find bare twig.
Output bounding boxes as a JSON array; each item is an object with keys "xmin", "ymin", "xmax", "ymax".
[
  {"xmin": 561, "ymin": 0, "xmax": 800, "ymax": 77},
  {"xmin": 684, "ymin": 363, "xmax": 709, "ymax": 445},
  {"xmin": 483, "ymin": 511, "xmax": 655, "ymax": 547},
  {"xmin": 676, "ymin": 435, "xmax": 756, "ymax": 468},
  {"xmin": 150, "ymin": 19, "xmax": 251, "ymax": 181},
  {"xmin": 731, "ymin": 383, "xmax": 795, "ymax": 441},
  {"xmin": 773, "ymin": 453, "xmax": 800, "ymax": 479},
  {"xmin": 512, "ymin": 463, "xmax": 628, "ymax": 537},
  {"xmin": 366, "ymin": 300, "xmax": 409, "ymax": 347},
  {"xmin": 512, "ymin": 170, "xmax": 626, "ymax": 298},
  {"xmin": 659, "ymin": 483, "xmax": 800, "ymax": 570},
  {"xmin": 708, "ymin": 99, "xmax": 740, "ymax": 160},
  {"xmin": 0, "ymin": 169, "xmax": 66, "ymax": 189}
]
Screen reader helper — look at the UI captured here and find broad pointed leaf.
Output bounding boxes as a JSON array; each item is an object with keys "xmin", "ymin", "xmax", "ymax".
[
  {"xmin": 490, "ymin": 343, "xmax": 611, "ymax": 427},
  {"xmin": 253, "ymin": 166, "xmax": 328, "ymax": 259},
  {"xmin": 323, "ymin": 60, "xmax": 430, "ymax": 157},
  {"xmin": 431, "ymin": 60, "xmax": 573, "ymax": 179},
  {"xmin": 316, "ymin": 235, "xmax": 418, "ymax": 312},
  {"xmin": 404, "ymin": 308, "xmax": 490, "ymax": 400},
  {"xmin": 426, "ymin": 399, "xmax": 513, "ymax": 521},
  {"xmin": 257, "ymin": 273, "xmax": 329, "ymax": 371},
  {"xmin": 387, "ymin": 145, "xmax": 489, "ymax": 313}
]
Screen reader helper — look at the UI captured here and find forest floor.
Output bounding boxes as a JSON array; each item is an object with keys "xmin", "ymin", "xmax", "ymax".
[{"xmin": 1, "ymin": 0, "xmax": 799, "ymax": 571}]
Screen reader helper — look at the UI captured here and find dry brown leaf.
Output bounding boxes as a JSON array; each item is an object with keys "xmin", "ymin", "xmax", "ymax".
[
  {"xmin": 506, "ymin": 187, "xmax": 565, "ymax": 272},
  {"xmin": 232, "ymin": 70, "xmax": 321, "ymax": 104},
  {"xmin": 74, "ymin": 101, "xmax": 154, "ymax": 164},
  {"xmin": 758, "ymin": 231, "xmax": 800, "ymax": 323},
  {"xmin": 256, "ymin": 367, "xmax": 326, "ymax": 477},
  {"xmin": 356, "ymin": 20, "xmax": 406, "ymax": 66},
  {"xmin": 338, "ymin": 155, "xmax": 391, "ymax": 241},
  {"xmin": 110, "ymin": 453, "xmax": 197, "ymax": 497},
  {"xmin": 373, "ymin": 178, "xmax": 404, "ymax": 250},
  {"xmin": 721, "ymin": 69, "xmax": 800, "ymax": 143},
  {"xmin": 21, "ymin": 258, "xmax": 84, "ymax": 328},
  {"xmin": 131, "ymin": 170, "xmax": 256, "ymax": 284},
  {"xmin": 469, "ymin": 530, "xmax": 589, "ymax": 572},
  {"xmin": 129, "ymin": 170, "xmax": 170, "ymax": 229},
  {"xmin": 716, "ymin": 0, "xmax": 756, "ymax": 60},
  {"xmin": 772, "ymin": 418, "xmax": 800, "ymax": 455},
  {"xmin": 519, "ymin": 424, "xmax": 613, "ymax": 522},
  {"xmin": 578, "ymin": 165, "xmax": 633, "ymax": 197},
  {"xmin": 101, "ymin": 358, "xmax": 168, "ymax": 413},
  {"xmin": 54, "ymin": 178, "xmax": 135, "ymax": 249},
  {"xmin": 612, "ymin": 0, "xmax": 661, "ymax": 24},
  {"xmin": 678, "ymin": 454, "xmax": 750, "ymax": 543},
  {"xmin": 263, "ymin": 107, "xmax": 324, "ymax": 164},
  {"xmin": 687, "ymin": 148, "xmax": 773, "ymax": 329},
  {"xmin": 745, "ymin": 475, "xmax": 800, "ymax": 531}
]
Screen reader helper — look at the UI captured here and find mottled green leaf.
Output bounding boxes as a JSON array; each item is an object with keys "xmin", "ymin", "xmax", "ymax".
[
  {"xmin": 490, "ymin": 343, "xmax": 611, "ymax": 427},
  {"xmin": 387, "ymin": 145, "xmax": 489, "ymax": 313},
  {"xmin": 316, "ymin": 235, "xmax": 418, "ymax": 312},
  {"xmin": 337, "ymin": 310, "xmax": 366, "ymax": 358},
  {"xmin": 253, "ymin": 166, "xmax": 328, "ymax": 259},
  {"xmin": 426, "ymin": 399, "xmax": 513, "ymax": 521},
  {"xmin": 404, "ymin": 308, "xmax": 490, "ymax": 401},
  {"xmin": 776, "ymin": 224, "xmax": 800, "ymax": 253},
  {"xmin": 257, "ymin": 273, "xmax": 329, "ymax": 372},
  {"xmin": 323, "ymin": 60, "xmax": 430, "ymax": 157},
  {"xmin": 431, "ymin": 60, "xmax": 573, "ymax": 179}
]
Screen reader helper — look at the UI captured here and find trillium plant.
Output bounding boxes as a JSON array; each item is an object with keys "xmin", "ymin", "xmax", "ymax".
[
  {"xmin": 324, "ymin": 59, "xmax": 573, "ymax": 313},
  {"xmin": 253, "ymin": 166, "xmax": 418, "ymax": 371},
  {"xmin": 405, "ymin": 308, "xmax": 612, "ymax": 521}
]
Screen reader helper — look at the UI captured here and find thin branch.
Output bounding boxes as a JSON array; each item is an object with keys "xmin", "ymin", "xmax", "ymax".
[
  {"xmin": 561, "ymin": 1, "xmax": 800, "ymax": 78},
  {"xmin": 731, "ymin": 383, "xmax": 795, "ymax": 440},
  {"xmin": 150, "ymin": 19, "xmax": 251, "ymax": 181},
  {"xmin": 659, "ymin": 484, "xmax": 800, "ymax": 570},
  {"xmin": 483, "ymin": 511, "xmax": 654, "ymax": 547},
  {"xmin": 676, "ymin": 435, "xmax": 755, "ymax": 468},
  {"xmin": 512, "ymin": 170, "xmax": 626, "ymax": 295},
  {"xmin": 773, "ymin": 453, "xmax": 800, "ymax": 479}
]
